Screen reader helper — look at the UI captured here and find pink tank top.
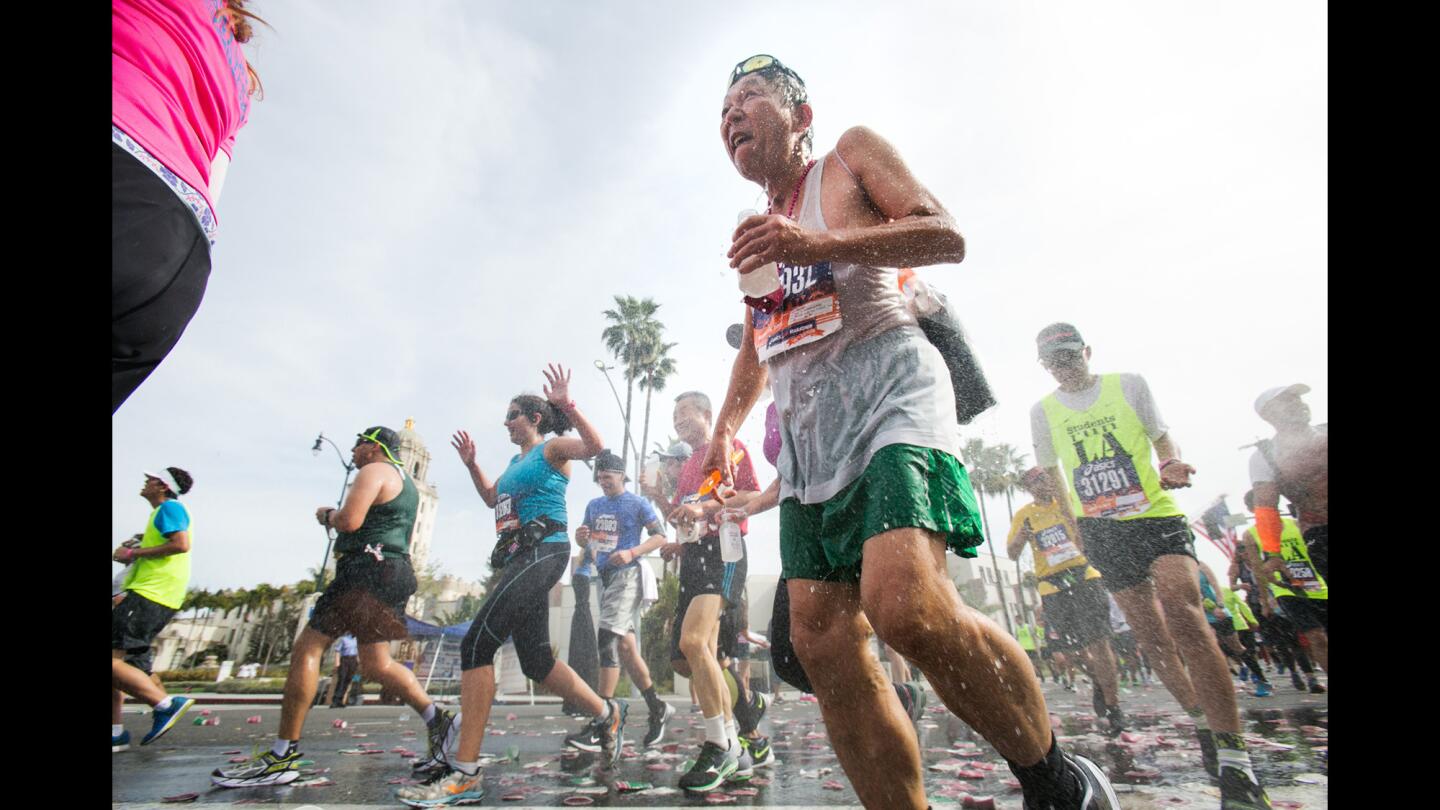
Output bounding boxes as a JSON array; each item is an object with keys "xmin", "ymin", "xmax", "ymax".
[{"xmin": 112, "ymin": 0, "xmax": 251, "ymax": 219}]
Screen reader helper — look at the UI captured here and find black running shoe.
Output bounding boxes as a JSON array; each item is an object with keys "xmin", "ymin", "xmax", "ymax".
[
  {"xmin": 679, "ymin": 740, "xmax": 738, "ymax": 793},
  {"xmin": 564, "ymin": 716, "xmax": 604, "ymax": 753},
  {"xmin": 1020, "ymin": 752, "xmax": 1119, "ymax": 809},
  {"xmin": 1104, "ymin": 705, "xmax": 1126, "ymax": 737},
  {"xmin": 744, "ymin": 734, "xmax": 775, "ymax": 768},
  {"xmin": 642, "ymin": 701, "xmax": 675, "ymax": 748},
  {"xmin": 1307, "ymin": 676, "xmax": 1326, "ymax": 694},
  {"xmin": 1290, "ymin": 672, "xmax": 1306, "ymax": 691},
  {"xmin": 1196, "ymin": 728, "xmax": 1220, "ymax": 779},
  {"xmin": 1219, "ymin": 766, "xmax": 1272, "ymax": 810},
  {"xmin": 596, "ymin": 699, "xmax": 628, "ymax": 768}
]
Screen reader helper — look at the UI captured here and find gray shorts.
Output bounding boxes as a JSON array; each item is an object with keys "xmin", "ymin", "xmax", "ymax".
[{"xmin": 596, "ymin": 564, "xmax": 644, "ymax": 635}]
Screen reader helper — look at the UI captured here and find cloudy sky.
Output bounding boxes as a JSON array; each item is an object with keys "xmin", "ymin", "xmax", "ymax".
[{"xmin": 113, "ymin": 1, "xmax": 1326, "ymax": 593}]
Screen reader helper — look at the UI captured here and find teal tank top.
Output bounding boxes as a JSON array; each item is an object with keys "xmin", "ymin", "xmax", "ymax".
[{"xmin": 495, "ymin": 440, "xmax": 569, "ymax": 543}]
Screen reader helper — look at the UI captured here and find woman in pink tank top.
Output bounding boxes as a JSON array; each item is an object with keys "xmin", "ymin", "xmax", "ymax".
[{"xmin": 111, "ymin": 0, "xmax": 264, "ymax": 412}]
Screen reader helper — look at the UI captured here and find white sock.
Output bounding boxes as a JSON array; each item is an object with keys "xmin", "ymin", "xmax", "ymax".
[
  {"xmin": 453, "ymin": 759, "xmax": 480, "ymax": 776},
  {"xmin": 598, "ymin": 699, "xmax": 614, "ymax": 722},
  {"xmin": 112, "ymin": 724, "xmax": 124, "ymax": 737},
  {"xmin": 271, "ymin": 738, "xmax": 294, "ymax": 757},
  {"xmin": 725, "ymin": 718, "xmax": 741, "ymax": 754},
  {"xmin": 154, "ymin": 697, "xmax": 173, "ymax": 712},
  {"xmin": 421, "ymin": 703, "xmax": 438, "ymax": 723},
  {"xmin": 703, "ymin": 714, "xmax": 728, "ymax": 747}
]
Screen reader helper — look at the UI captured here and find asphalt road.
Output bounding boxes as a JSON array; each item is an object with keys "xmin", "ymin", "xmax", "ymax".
[{"xmin": 113, "ymin": 678, "xmax": 1328, "ymax": 809}]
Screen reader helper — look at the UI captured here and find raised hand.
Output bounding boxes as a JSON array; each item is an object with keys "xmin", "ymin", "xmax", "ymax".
[
  {"xmin": 450, "ymin": 430, "xmax": 477, "ymax": 467},
  {"xmin": 542, "ymin": 363, "xmax": 573, "ymax": 408}
]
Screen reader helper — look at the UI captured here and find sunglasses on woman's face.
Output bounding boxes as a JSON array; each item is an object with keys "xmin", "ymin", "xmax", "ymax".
[{"xmin": 505, "ymin": 410, "xmax": 523, "ymax": 422}]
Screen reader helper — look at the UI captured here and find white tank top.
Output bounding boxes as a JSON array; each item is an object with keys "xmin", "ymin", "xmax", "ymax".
[{"xmin": 765, "ymin": 153, "xmax": 962, "ymax": 503}]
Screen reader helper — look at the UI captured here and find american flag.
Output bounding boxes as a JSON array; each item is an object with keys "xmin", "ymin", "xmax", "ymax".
[{"xmin": 1190, "ymin": 518, "xmax": 1237, "ymax": 561}]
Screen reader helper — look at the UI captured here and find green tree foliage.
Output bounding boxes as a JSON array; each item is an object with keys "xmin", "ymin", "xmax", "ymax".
[{"xmin": 640, "ymin": 572, "xmax": 681, "ymax": 692}]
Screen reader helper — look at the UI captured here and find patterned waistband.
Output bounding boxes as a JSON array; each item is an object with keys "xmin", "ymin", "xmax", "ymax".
[{"xmin": 112, "ymin": 125, "xmax": 217, "ymax": 248}]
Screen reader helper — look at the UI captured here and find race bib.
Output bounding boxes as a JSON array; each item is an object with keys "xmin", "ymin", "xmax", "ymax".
[
  {"xmin": 1072, "ymin": 432, "xmax": 1151, "ymax": 518},
  {"xmin": 591, "ymin": 514, "xmax": 619, "ymax": 555},
  {"xmin": 1285, "ymin": 560, "xmax": 1322, "ymax": 591},
  {"xmin": 494, "ymin": 494, "xmax": 519, "ymax": 535},
  {"xmin": 751, "ymin": 261, "xmax": 843, "ymax": 362},
  {"xmin": 1034, "ymin": 523, "xmax": 1081, "ymax": 568}
]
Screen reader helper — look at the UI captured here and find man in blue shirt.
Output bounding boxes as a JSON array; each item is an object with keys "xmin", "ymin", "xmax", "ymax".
[
  {"xmin": 565, "ymin": 450, "xmax": 674, "ymax": 749},
  {"xmin": 330, "ymin": 634, "xmax": 360, "ymax": 707}
]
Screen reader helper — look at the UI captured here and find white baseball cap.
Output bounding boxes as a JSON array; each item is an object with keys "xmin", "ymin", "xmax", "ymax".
[
  {"xmin": 1253, "ymin": 384, "xmax": 1310, "ymax": 418},
  {"xmin": 143, "ymin": 468, "xmax": 185, "ymax": 497}
]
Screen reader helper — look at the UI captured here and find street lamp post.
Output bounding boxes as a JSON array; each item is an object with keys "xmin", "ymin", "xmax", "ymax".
[
  {"xmin": 311, "ymin": 432, "xmax": 356, "ymax": 589},
  {"xmin": 592, "ymin": 360, "xmax": 642, "ymax": 464}
]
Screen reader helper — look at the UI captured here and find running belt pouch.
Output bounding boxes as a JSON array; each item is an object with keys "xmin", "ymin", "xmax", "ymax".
[
  {"xmin": 490, "ymin": 517, "xmax": 566, "ymax": 570},
  {"xmin": 915, "ymin": 289, "xmax": 997, "ymax": 424}
]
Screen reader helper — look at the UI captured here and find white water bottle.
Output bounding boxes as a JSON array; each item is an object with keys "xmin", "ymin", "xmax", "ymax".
[
  {"xmin": 736, "ymin": 209, "xmax": 782, "ymax": 298},
  {"xmin": 719, "ymin": 509, "xmax": 745, "ymax": 563}
]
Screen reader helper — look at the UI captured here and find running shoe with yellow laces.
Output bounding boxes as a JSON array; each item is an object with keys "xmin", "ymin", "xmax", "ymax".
[{"xmin": 210, "ymin": 747, "xmax": 303, "ymax": 788}]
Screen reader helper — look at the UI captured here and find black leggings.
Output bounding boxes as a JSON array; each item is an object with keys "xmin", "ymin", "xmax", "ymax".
[
  {"xmin": 112, "ymin": 143, "xmax": 213, "ymax": 413},
  {"xmin": 460, "ymin": 544, "xmax": 569, "ymax": 678}
]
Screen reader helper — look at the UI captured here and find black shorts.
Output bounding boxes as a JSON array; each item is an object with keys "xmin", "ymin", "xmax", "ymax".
[
  {"xmin": 309, "ymin": 555, "xmax": 418, "ymax": 643},
  {"xmin": 1040, "ymin": 578, "xmax": 1112, "ymax": 650},
  {"xmin": 112, "ymin": 143, "xmax": 213, "ymax": 413},
  {"xmin": 113, "ymin": 591, "xmax": 177, "ymax": 673},
  {"xmin": 670, "ymin": 535, "xmax": 747, "ymax": 662},
  {"xmin": 1209, "ymin": 620, "xmax": 1237, "ymax": 639},
  {"xmin": 1276, "ymin": 595, "xmax": 1328, "ymax": 633},
  {"xmin": 1078, "ymin": 515, "xmax": 1197, "ymax": 592},
  {"xmin": 719, "ymin": 601, "xmax": 748, "ymax": 661}
]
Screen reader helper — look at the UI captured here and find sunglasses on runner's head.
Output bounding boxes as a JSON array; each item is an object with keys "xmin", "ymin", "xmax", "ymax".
[
  {"xmin": 355, "ymin": 429, "xmax": 401, "ymax": 464},
  {"xmin": 729, "ymin": 54, "xmax": 806, "ymax": 96}
]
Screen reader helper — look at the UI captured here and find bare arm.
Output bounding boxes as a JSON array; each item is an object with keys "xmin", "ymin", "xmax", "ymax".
[
  {"xmin": 541, "ymin": 364, "xmax": 605, "ymax": 465},
  {"xmin": 701, "ymin": 314, "xmax": 769, "ymax": 488},
  {"xmin": 1153, "ymin": 433, "xmax": 1196, "ymax": 489},
  {"xmin": 320, "ymin": 463, "xmax": 391, "ymax": 532},
  {"xmin": 1006, "ymin": 520, "xmax": 1030, "ymax": 562},
  {"xmin": 124, "ymin": 530, "xmax": 191, "ymax": 559},
  {"xmin": 451, "ymin": 430, "xmax": 499, "ymax": 507},
  {"xmin": 729, "ymin": 127, "xmax": 965, "ymax": 273}
]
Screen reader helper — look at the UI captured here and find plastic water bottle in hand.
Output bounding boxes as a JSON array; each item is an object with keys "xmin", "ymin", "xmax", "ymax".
[
  {"xmin": 736, "ymin": 209, "xmax": 782, "ymax": 298},
  {"xmin": 718, "ymin": 509, "xmax": 745, "ymax": 563}
]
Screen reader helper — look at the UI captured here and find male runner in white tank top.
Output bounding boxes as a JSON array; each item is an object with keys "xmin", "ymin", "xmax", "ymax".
[{"xmin": 702, "ymin": 54, "xmax": 1119, "ymax": 810}]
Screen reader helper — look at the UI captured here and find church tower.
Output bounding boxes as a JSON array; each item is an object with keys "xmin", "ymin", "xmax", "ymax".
[{"xmin": 394, "ymin": 418, "xmax": 439, "ymax": 574}]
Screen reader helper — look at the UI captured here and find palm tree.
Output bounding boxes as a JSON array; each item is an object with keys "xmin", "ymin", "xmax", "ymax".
[
  {"xmin": 962, "ymin": 438, "xmax": 1014, "ymax": 635},
  {"xmin": 601, "ymin": 296, "xmax": 663, "ymax": 473},
  {"xmin": 635, "ymin": 339, "xmax": 677, "ymax": 486},
  {"xmin": 990, "ymin": 443, "xmax": 1033, "ymax": 623}
]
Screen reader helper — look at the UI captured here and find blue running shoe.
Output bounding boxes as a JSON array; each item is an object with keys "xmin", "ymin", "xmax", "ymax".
[
  {"xmin": 1254, "ymin": 682, "xmax": 1273, "ymax": 698},
  {"xmin": 112, "ymin": 729, "xmax": 131, "ymax": 752},
  {"xmin": 142, "ymin": 696, "xmax": 195, "ymax": 745}
]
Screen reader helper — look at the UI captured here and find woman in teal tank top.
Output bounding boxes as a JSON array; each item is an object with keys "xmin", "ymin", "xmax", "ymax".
[{"xmin": 399, "ymin": 365, "xmax": 627, "ymax": 803}]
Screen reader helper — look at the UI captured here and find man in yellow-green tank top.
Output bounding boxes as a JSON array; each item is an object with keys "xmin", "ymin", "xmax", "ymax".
[
  {"xmin": 112, "ymin": 467, "xmax": 199, "ymax": 751},
  {"xmin": 1029, "ymin": 322, "xmax": 1269, "ymax": 810}
]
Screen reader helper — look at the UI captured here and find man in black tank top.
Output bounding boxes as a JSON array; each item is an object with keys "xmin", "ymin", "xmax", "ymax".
[{"xmin": 211, "ymin": 427, "xmax": 458, "ymax": 789}]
